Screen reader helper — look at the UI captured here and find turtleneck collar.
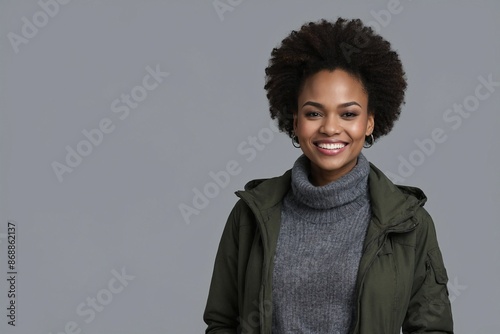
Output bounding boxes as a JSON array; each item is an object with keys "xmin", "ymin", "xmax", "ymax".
[{"xmin": 284, "ymin": 153, "xmax": 370, "ymax": 223}]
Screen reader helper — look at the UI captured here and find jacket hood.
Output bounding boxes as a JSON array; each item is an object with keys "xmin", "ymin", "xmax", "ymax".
[
  {"xmin": 367, "ymin": 162, "xmax": 427, "ymax": 230},
  {"xmin": 239, "ymin": 170, "xmax": 292, "ymax": 209}
]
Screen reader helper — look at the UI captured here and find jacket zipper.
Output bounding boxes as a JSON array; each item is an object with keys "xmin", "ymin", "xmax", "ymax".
[{"xmin": 236, "ymin": 193, "xmax": 270, "ymax": 334}]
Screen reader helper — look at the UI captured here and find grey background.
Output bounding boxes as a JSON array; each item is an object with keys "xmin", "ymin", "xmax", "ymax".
[{"xmin": 1, "ymin": 1, "xmax": 499, "ymax": 333}]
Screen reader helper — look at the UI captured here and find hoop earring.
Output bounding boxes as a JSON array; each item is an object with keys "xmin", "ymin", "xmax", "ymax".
[
  {"xmin": 292, "ymin": 135, "xmax": 300, "ymax": 148},
  {"xmin": 363, "ymin": 133, "xmax": 374, "ymax": 148}
]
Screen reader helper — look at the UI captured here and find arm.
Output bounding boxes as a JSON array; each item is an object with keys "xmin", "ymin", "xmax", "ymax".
[{"xmin": 402, "ymin": 208, "xmax": 454, "ymax": 334}]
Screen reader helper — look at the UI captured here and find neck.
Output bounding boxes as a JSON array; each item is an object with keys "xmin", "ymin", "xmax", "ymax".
[
  {"xmin": 309, "ymin": 158, "xmax": 358, "ymax": 186},
  {"xmin": 285, "ymin": 153, "xmax": 370, "ymax": 223}
]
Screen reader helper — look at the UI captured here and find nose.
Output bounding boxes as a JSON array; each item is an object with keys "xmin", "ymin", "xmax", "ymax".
[{"xmin": 319, "ymin": 115, "xmax": 341, "ymax": 136}]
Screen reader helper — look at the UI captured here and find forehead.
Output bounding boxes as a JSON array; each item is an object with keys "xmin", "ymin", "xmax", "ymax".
[{"xmin": 298, "ymin": 69, "xmax": 368, "ymax": 107}]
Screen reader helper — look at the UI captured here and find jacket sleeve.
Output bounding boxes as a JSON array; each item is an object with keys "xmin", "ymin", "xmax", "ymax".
[
  {"xmin": 203, "ymin": 201, "xmax": 243, "ymax": 334},
  {"xmin": 402, "ymin": 208, "xmax": 454, "ymax": 334}
]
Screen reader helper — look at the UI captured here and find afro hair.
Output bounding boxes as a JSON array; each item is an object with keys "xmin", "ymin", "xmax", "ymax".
[{"xmin": 264, "ymin": 18, "xmax": 407, "ymax": 141}]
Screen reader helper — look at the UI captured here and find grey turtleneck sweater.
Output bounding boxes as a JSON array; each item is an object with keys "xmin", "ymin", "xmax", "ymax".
[{"xmin": 272, "ymin": 153, "xmax": 371, "ymax": 334}]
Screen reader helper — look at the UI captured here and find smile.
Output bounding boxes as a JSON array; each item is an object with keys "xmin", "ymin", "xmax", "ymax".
[{"xmin": 316, "ymin": 142, "xmax": 346, "ymax": 150}]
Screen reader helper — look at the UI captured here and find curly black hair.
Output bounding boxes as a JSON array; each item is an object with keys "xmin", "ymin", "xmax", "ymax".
[{"xmin": 264, "ymin": 18, "xmax": 407, "ymax": 141}]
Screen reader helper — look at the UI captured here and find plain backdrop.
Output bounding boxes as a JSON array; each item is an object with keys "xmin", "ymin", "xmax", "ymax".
[{"xmin": 1, "ymin": 1, "xmax": 499, "ymax": 333}]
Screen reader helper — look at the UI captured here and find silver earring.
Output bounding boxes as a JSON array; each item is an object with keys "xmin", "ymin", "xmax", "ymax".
[
  {"xmin": 292, "ymin": 135, "xmax": 300, "ymax": 148},
  {"xmin": 363, "ymin": 134, "xmax": 375, "ymax": 148}
]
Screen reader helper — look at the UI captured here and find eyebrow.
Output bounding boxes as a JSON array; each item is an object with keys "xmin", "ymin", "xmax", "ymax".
[{"xmin": 301, "ymin": 101, "xmax": 362, "ymax": 109}]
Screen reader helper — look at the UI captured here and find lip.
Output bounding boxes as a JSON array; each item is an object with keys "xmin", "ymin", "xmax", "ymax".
[{"xmin": 313, "ymin": 139, "xmax": 348, "ymax": 145}]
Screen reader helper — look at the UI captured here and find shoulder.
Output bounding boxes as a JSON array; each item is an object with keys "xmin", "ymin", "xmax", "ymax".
[
  {"xmin": 367, "ymin": 162, "xmax": 431, "ymax": 228},
  {"xmin": 367, "ymin": 161, "xmax": 443, "ymax": 245},
  {"xmin": 236, "ymin": 169, "xmax": 292, "ymax": 210},
  {"xmin": 223, "ymin": 169, "xmax": 291, "ymax": 229}
]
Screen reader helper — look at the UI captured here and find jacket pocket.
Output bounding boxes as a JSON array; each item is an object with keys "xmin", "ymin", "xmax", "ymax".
[
  {"xmin": 428, "ymin": 247, "xmax": 449, "ymax": 285},
  {"xmin": 424, "ymin": 247, "xmax": 451, "ymax": 305}
]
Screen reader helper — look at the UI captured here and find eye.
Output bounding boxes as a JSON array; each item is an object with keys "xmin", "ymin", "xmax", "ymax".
[
  {"xmin": 342, "ymin": 111, "xmax": 358, "ymax": 118},
  {"xmin": 305, "ymin": 111, "xmax": 321, "ymax": 118}
]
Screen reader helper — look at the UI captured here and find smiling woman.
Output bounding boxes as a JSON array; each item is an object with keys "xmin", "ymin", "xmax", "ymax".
[
  {"xmin": 204, "ymin": 18, "xmax": 453, "ymax": 334},
  {"xmin": 294, "ymin": 69, "xmax": 374, "ymax": 186}
]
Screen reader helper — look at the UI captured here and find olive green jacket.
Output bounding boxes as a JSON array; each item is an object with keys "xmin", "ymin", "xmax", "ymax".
[{"xmin": 204, "ymin": 163, "xmax": 453, "ymax": 334}]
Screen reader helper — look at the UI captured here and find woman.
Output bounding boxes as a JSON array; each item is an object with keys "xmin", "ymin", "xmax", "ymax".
[{"xmin": 204, "ymin": 18, "xmax": 453, "ymax": 334}]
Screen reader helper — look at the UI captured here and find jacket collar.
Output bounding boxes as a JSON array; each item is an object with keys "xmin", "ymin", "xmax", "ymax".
[
  {"xmin": 236, "ymin": 162, "xmax": 427, "ymax": 232},
  {"xmin": 236, "ymin": 170, "xmax": 292, "ymax": 231},
  {"xmin": 367, "ymin": 162, "xmax": 426, "ymax": 231},
  {"xmin": 237, "ymin": 170, "xmax": 291, "ymax": 210}
]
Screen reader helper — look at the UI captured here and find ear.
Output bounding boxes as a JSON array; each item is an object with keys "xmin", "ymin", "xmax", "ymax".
[
  {"xmin": 293, "ymin": 112, "xmax": 298, "ymax": 132},
  {"xmin": 366, "ymin": 112, "xmax": 375, "ymax": 136}
]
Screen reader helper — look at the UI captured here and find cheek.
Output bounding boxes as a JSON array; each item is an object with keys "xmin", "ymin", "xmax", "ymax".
[
  {"xmin": 350, "ymin": 120, "xmax": 370, "ymax": 138},
  {"xmin": 295, "ymin": 121, "xmax": 313, "ymax": 137}
]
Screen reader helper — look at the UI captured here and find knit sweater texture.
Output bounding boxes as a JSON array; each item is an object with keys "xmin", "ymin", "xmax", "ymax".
[{"xmin": 271, "ymin": 153, "xmax": 371, "ymax": 334}]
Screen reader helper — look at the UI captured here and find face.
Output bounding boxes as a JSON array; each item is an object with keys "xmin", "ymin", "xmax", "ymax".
[{"xmin": 294, "ymin": 69, "xmax": 374, "ymax": 186}]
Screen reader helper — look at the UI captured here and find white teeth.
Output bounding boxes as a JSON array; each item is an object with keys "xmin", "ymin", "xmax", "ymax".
[{"xmin": 317, "ymin": 143, "xmax": 346, "ymax": 150}]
